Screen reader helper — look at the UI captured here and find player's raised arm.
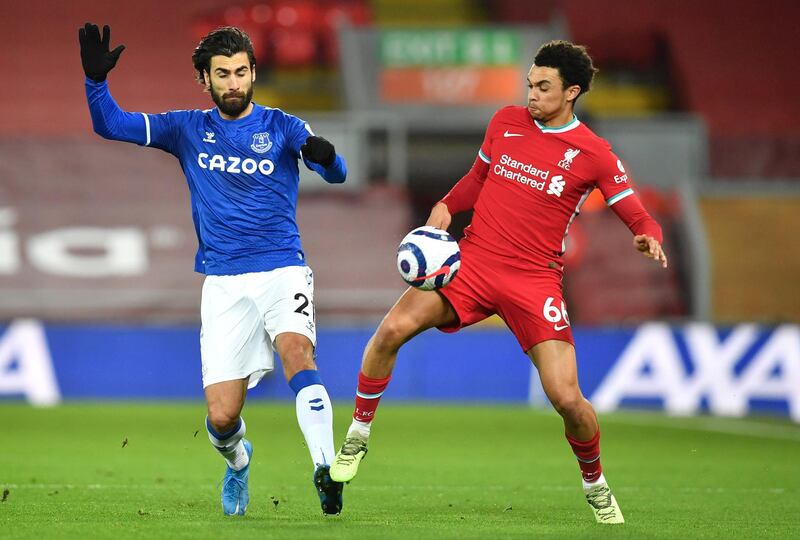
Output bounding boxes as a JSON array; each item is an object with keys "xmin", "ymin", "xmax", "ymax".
[
  {"xmin": 79, "ymin": 23, "xmax": 125, "ymax": 83},
  {"xmin": 79, "ymin": 23, "xmax": 155, "ymax": 146},
  {"xmin": 301, "ymin": 135, "xmax": 347, "ymax": 184}
]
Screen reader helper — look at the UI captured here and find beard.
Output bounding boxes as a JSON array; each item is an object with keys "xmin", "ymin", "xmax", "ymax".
[{"xmin": 211, "ymin": 84, "xmax": 253, "ymax": 118}]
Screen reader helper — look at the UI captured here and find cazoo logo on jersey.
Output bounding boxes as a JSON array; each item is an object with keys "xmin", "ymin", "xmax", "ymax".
[{"xmin": 197, "ymin": 153, "xmax": 275, "ymax": 175}]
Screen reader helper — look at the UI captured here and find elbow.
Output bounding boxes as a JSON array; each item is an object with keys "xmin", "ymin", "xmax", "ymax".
[{"xmin": 91, "ymin": 120, "xmax": 113, "ymax": 140}]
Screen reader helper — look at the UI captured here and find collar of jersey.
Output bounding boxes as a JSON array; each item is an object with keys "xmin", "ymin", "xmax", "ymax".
[{"xmin": 533, "ymin": 114, "xmax": 580, "ymax": 134}]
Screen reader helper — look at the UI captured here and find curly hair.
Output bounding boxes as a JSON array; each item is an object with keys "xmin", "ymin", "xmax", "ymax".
[
  {"xmin": 533, "ymin": 40, "xmax": 598, "ymax": 101},
  {"xmin": 191, "ymin": 26, "xmax": 256, "ymax": 86}
]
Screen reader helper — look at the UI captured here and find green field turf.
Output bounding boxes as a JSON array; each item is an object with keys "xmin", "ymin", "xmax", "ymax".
[{"xmin": 1, "ymin": 403, "xmax": 798, "ymax": 539}]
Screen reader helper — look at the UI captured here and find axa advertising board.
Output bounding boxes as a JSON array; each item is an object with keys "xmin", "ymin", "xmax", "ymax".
[{"xmin": 0, "ymin": 321, "xmax": 797, "ymax": 422}]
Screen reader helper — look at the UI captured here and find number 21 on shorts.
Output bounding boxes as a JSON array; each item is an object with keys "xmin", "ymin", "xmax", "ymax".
[
  {"xmin": 294, "ymin": 291, "xmax": 316, "ymax": 332},
  {"xmin": 543, "ymin": 296, "xmax": 571, "ymax": 331}
]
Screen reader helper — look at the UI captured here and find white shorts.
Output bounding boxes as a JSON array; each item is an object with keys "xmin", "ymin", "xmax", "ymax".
[{"xmin": 199, "ymin": 265, "xmax": 316, "ymax": 389}]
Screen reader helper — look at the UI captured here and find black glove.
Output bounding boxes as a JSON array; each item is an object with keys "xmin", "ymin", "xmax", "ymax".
[
  {"xmin": 301, "ymin": 136, "xmax": 336, "ymax": 168},
  {"xmin": 78, "ymin": 23, "xmax": 125, "ymax": 82}
]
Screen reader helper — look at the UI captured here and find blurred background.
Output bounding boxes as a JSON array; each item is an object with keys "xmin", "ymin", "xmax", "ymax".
[{"xmin": 1, "ymin": 0, "xmax": 798, "ymax": 421}]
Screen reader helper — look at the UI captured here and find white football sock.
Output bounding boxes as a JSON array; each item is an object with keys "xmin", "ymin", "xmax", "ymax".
[
  {"xmin": 206, "ymin": 416, "xmax": 249, "ymax": 471},
  {"xmin": 347, "ymin": 418, "xmax": 372, "ymax": 440},
  {"xmin": 295, "ymin": 384, "xmax": 335, "ymax": 467},
  {"xmin": 583, "ymin": 472, "xmax": 607, "ymax": 491}
]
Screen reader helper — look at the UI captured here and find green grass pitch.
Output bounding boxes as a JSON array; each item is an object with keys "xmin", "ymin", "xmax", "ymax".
[{"xmin": 1, "ymin": 403, "xmax": 799, "ymax": 539}]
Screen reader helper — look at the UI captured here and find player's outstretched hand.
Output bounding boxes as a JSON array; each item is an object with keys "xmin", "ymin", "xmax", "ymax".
[
  {"xmin": 78, "ymin": 23, "xmax": 125, "ymax": 82},
  {"xmin": 301, "ymin": 136, "xmax": 336, "ymax": 167},
  {"xmin": 634, "ymin": 234, "xmax": 668, "ymax": 268},
  {"xmin": 425, "ymin": 202, "xmax": 452, "ymax": 231}
]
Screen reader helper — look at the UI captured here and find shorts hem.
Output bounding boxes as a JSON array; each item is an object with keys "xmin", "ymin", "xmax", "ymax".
[
  {"xmin": 269, "ymin": 326, "xmax": 317, "ymax": 347},
  {"xmin": 435, "ymin": 288, "xmax": 464, "ymax": 333},
  {"xmin": 521, "ymin": 334, "xmax": 575, "ymax": 353},
  {"xmin": 202, "ymin": 367, "xmax": 273, "ymax": 389}
]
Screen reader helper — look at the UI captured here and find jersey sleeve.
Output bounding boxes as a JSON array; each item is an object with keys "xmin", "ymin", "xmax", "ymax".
[
  {"xmin": 595, "ymin": 149, "xmax": 663, "ymax": 242},
  {"xmin": 477, "ymin": 108, "xmax": 506, "ymax": 167},
  {"xmin": 439, "ymin": 156, "xmax": 490, "ymax": 214},
  {"xmin": 85, "ymin": 78, "xmax": 182, "ymax": 156},
  {"xmin": 284, "ymin": 113, "xmax": 313, "ymax": 157},
  {"xmin": 594, "ymin": 149, "xmax": 636, "ymax": 207},
  {"xmin": 141, "ymin": 111, "xmax": 186, "ymax": 155},
  {"xmin": 439, "ymin": 109, "xmax": 505, "ymax": 212},
  {"xmin": 286, "ymin": 113, "xmax": 347, "ymax": 183}
]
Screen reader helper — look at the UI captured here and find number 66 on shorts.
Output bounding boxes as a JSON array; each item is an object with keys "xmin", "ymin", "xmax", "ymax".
[{"xmin": 543, "ymin": 296, "xmax": 571, "ymax": 332}]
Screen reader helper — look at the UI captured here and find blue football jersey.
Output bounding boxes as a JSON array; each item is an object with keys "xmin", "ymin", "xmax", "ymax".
[{"xmin": 85, "ymin": 79, "xmax": 347, "ymax": 275}]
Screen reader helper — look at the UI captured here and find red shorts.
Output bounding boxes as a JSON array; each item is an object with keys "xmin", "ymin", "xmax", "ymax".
[{"xmin": 438, "ymin": 239, "xmax": 574, "ymax": 351}]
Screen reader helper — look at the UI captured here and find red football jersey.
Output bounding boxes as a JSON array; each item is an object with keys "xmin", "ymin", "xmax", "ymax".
[{"xmin": 462, "ymin": 106, "xmax": 639, "ymax": 267}]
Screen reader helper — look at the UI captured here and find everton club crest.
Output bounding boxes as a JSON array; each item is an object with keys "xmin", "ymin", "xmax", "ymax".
[{"xmin": 250, "ymin": 132, "xmax": 273, "ymax": 153}]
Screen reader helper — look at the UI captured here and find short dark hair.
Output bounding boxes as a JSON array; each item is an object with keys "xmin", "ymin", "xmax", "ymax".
[
  {"xmin": 533, "ymin": 40, "xmax": 598, "ymax": 101},
  {"xmin": 192, "ymin": 26, "xmax": 256, "ymax": 86}
]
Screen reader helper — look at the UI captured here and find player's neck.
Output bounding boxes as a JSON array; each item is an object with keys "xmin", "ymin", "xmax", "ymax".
[
  {"xmin": 218, "ymin": 102, "xmax": 254, "ymax": 121},
  {"xmin": 539, "ymin": 107, "xmax": 575, "ymax": 128}
]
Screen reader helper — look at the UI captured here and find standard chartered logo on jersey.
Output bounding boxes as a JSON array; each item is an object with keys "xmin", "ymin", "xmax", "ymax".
[
  {"xmin": 197, "ymin": 153, "xmax": 275, "ymax": 175},
  {"xmin": 494, "ymin": 154, "xmax": 565, "ymax": 197}
]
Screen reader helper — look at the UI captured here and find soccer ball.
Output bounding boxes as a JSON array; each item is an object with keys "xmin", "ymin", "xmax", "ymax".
[{"xmin": 396, "ymin": 226, "xmax": 461, "ymax": 290}]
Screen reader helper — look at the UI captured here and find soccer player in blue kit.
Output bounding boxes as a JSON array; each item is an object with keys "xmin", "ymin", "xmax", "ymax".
[{"xmin": 79, "ymin": 23, "xmax": 346, "ymax": 516}]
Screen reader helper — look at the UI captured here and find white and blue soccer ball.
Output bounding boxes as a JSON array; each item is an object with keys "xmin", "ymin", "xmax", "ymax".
[{"xmin": 396, "ymin": 226, "xmax": 461, "ymax": 290}]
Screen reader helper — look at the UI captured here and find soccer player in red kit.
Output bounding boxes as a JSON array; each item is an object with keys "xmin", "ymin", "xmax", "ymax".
[{"xmin": 330, "ymin": 40, "xmax": 668, "ymax": 524}]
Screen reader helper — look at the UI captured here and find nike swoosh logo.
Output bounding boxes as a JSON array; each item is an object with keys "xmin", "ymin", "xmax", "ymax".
[
  {"xmin": 554, "ymin": 323, "xmax": 570, "ymax": 331},
  {"xmin": 504, "ymin": 131, "xmax": 524, "ymax": 137},
  {"xmin": 415, "ymin": 266, "xmax": 451, "ymax": 281}
]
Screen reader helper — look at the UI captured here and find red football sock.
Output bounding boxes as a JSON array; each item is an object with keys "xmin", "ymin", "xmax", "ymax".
[
  {"xmin": 566, "ymin": 430, "xmax": 603, "ymax": 483},
  {"xmin": 353, "ymin": 372, "xmax": 391, "ymax": 423}
]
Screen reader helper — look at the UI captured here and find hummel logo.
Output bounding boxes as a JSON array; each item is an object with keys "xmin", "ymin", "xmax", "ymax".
[
  {"xmin": 202, "ymin": 131, "xmax": 216, "ymax": 143},
  {"xmin": 503, "ymin": 130, "xmax": 524, "ymax": 137}
]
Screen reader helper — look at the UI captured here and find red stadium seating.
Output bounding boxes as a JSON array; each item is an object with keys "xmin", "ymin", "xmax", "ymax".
[
  {"xmin": 191, "ymin": 1, "xmax": 372, "ymax": 68},
  {"xmin": 271, "ymin": 28, "xmax": 319, "ymax": 67},
  {"xmin": 488, "ymin": 0, "xmax": 800, "ymax": 177}
]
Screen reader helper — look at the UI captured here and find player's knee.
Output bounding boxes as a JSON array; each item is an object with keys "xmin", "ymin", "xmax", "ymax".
[
  {"xmin": 207, "ymin": 404, "xmax": 241, "ymax": 432},
  {"xmin": 281, "ymin": 349, "xmax": 317, "ymax": 381},
  {"xmin": 374, "ymin": 316, "xmax": 416, "ymax": 352},
  {"xmin": 549, "ymin": 392, "xmax": 586, "ymax": 420},
  {"xmin": 276, "ymin": 335, "xmax": 315, "ymax": 374}
]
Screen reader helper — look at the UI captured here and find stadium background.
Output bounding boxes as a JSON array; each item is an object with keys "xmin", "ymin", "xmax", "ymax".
[
  {"xmin": 2, "ymin": 0, "xmax": 797, "ymax": 417},
  {"xmin": 2, "ymin": 1, "xmax": 800, "ymax": 537}
]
